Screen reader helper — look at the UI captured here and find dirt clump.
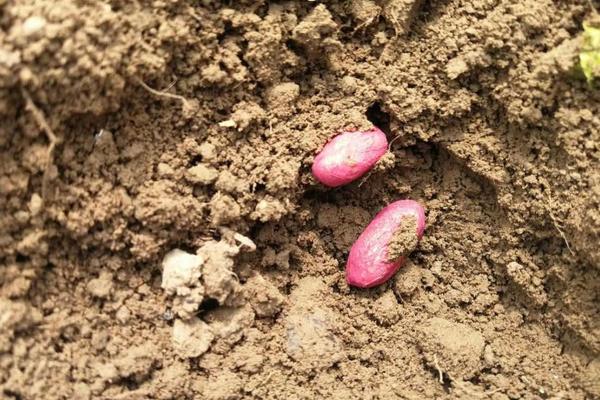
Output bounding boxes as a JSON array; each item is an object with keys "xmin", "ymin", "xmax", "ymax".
[
  {"xmin": 419, "ymin": 317, "xmax": 485, "ymax": 380},
  {"xmin": 387, "ymin": 215, "xmax": 419, "ymax": 261},
  {"xmin": 172, "ymin": 318, "xmax": 214, "ymax": 359},
  {"xmin": 284, "ymin": 277, "xmax": 342, "ymax": 371}
]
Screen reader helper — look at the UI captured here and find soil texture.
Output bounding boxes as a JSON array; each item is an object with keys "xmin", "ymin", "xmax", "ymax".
[{"xmin": 0, "ymin": 0, "xmax": 599, "ymax": 399}]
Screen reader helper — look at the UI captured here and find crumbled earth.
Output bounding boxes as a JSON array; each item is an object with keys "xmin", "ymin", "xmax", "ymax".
[
  {"xmin": 387, "ymin": 215, "xmax": 419, "ymax": 261},
  {"xmin": 0, "ymin": 0, "xmax": 599, "ymax": 399}
]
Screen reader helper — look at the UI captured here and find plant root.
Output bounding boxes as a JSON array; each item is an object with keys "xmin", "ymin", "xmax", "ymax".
[
  {"xmin": 541, "ymin": 180, "xmax": 575, "ymax": 257},
  {"xmin": 433, "ymin": 354, "xmax": 444, "ymax": 384},
  {"xmin": 135, "ymin": 77, "xmax": 198, "ymax": 117},
  {"xmin": 547, "ymin": 206, "xmax": 575, "ymax": 257},
  {"xmin": 21, "ymin": 89, "xmax": 60, "ymax": 200}
]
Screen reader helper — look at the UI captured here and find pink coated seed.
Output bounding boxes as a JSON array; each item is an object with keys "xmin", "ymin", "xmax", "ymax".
[
  {"xmin": 346, "ymin": 200, "xmax": 426, "ymax": 288},
  {"xmin": 311, "ymin": 127, "xmax": 388, "ymax": 187}
]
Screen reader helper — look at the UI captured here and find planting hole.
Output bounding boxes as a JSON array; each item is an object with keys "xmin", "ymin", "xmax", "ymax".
[{"xmin": 366, "ymin": 102, "xmax": 391, "ymax": 137}]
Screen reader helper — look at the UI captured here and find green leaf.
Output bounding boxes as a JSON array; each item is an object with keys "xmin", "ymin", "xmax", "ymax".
[{"xmin": 580, "ymin": 22, "xmax": 600, "ymax": 83}]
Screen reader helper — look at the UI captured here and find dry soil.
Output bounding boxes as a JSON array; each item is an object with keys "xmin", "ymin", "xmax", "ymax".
[{"xmin": 0, "ymin": 0, "xmax": 599, "ymax": 399}]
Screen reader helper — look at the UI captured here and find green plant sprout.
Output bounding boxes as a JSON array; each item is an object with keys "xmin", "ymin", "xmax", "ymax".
[{"xmin": 580, "ymin": 21, "xmax": 600, "ymax": 83}]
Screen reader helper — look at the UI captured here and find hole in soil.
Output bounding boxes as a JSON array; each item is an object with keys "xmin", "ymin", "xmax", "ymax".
[
  {"xmin": 254, "ymin": 2, "xmax": 269, "ymax": 18},
  {"xmin": 217, "ymin": 21, "xmax": 233, "ymax": 42},
  {"xmin": 53, "ymin": 341, "xmax": 64, "ymax": 353},
  {"xmin": 282, "ymin": 281, "xmax": 294, "ymax": 296},
  {"xmin": 189, "ymin": 155, "xmax": 202, "ymax": 166},
  {"xmin": 3, "ymin": 390, "xmax": 22, "ymax": 400},
  {"xmin": 199, "ymin": 298, "xmax": 219, "ymax": 313},
  {"xmin": 302, "ymin": 188, "xmax": 337, "ymax": 203},
  {"xmin": 175, "ymin": 242, "xmax": 197, "ymax": 255},
  {"xmin": 119, "ymin": 376, "xmax": 141, "ymax": 391},
  {"xmin": 211, "ymin": 230, "xmax": 222, "ymax": 242},
  {"xmin": 366, "ymin": 102, "xmax": 391, "ymax": 136},
  {"xmin": 252, "ymin": 183, "xmax": 266, "ymax": 193},
  {"xmin": 15, "ymin": 253, "xmax": 29, "ymax": 263},
  {"xmin": 248, "ymin": 222, "xmax": 264, "ymax": 244},
  {"xmin": 285, "ymin": 39, "xmax": 302, "ymax": 53}
]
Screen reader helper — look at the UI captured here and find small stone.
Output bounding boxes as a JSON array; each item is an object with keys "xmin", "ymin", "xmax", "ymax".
[
  {"xmin": 218, "ymin": 119, "xmax": 237, "ymax": 128},
  {"xmin": 22, "ymin": 16, "xmax": 46, "ymax": 36},
  {"xmin": 232, "ymin": 232, "xmax": 256, "ymax": 251},
  {"xmin": 163, "ymin": 309, "xmax": 174, "ymax": 321}
]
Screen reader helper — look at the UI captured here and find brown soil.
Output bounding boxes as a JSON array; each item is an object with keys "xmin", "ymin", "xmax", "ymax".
[
  {"xmin": 1, "ymin": 0, "xmax": 599, "ymax": 399},
  {"xmin": 387, "ymin": 215, "xmax": 418, "ymax": 261}
]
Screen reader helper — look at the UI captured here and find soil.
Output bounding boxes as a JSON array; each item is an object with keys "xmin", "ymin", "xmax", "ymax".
[
  {"xmin": 0, "ymin": 0, "xmax": 599, "ymax": 399},
  {"xmin": 387, "ymin": 215, "xmax": 418, "ymax": 261}
]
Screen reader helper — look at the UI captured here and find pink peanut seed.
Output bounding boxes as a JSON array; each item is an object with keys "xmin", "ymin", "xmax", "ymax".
[
  {"xmin": 346, "ymin": 200, "xmax": 426, "ymax": 288},
  {"xmin": 311, "ymin": 127, "xmax": 388, "ymax": 187}
]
